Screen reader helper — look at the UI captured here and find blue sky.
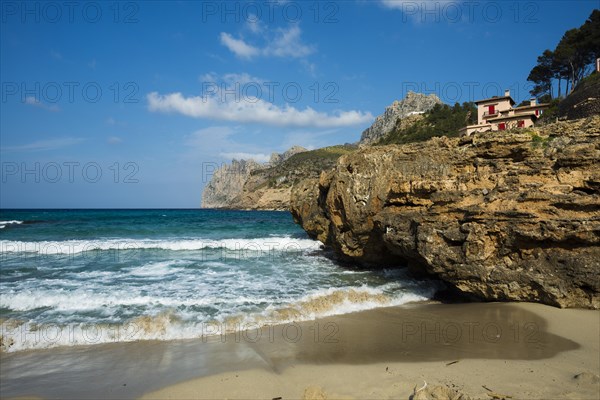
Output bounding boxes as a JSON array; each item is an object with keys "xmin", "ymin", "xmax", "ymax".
[{"xmin": 1, "ymin": 0, "xmax": 598, "ymax": 208}]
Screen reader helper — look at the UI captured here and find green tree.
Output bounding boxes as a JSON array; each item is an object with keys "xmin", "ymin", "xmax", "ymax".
[
  {"xmin": 528, "ymin": 10, "xmax": 600, "ymax": 99},
  {"xmin": 527, "ymin": 50, "xmax": 554, "ymax": 98},
  {"xmin": 580, "ymin": 9, "xmax": 600, "ymax": 60},
  {"xmin": 554, "ymin": 27, "xmax": 595, "ymax": 92},
  {"xmin": 378, "ymin": 102, "xmax": 477, "ymax": 145}
]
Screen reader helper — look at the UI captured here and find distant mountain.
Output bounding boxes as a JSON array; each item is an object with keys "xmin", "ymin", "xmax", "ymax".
[{"xmin": 358, "ymin": 91, "xmax": 442, "ymax": 145}]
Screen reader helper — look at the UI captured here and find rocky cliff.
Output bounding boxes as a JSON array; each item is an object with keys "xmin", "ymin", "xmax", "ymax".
[
  {"xmin": 291, "ymin": 116, "xmax": 600, "ymax": 308},
  {"xmin": 201, "ymin": 159, "xmax": 263, "ymax": 209},
  {"xmin": 359, "ymin": 91, "xmax": 442, "ymax": 145},
  {"xmin": 201, "ymin": 146, "xmax": 307, "ymax": 209},
  {"xmin": 201, "ymin": 145, "xmax": 357, "ymax": 210}
]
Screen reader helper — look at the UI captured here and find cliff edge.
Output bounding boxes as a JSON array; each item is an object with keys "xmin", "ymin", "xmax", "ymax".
[{"xmin": 291, "ymin": 116, "xmax": 600, "ymax": 308}]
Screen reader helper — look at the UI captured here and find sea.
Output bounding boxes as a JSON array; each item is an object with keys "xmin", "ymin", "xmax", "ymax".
[{"xmin": 0, "ymin": 209, "xmax": 437, "ymax": 352}]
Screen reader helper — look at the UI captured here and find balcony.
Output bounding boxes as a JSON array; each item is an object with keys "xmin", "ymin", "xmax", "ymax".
[{"xmin": 482, "ymin": 110, "xmax": 499, "ymax": 117}]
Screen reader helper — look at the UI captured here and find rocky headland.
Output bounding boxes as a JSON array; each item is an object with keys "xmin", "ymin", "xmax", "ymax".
[
  {"xmin": 201, "ymin": 159, "xmax": 264, "ymax": 209},
  {"xmin": 291, "ymin": 116, "xmax": 600, "ymax": 309},
  {"xmin": 201, "ymin": 145, "xmax": 358, "ymax": 210}
]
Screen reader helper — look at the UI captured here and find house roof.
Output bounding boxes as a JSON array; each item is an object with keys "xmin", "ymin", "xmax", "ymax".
[{"xmin": 475, "ymin": 95, "xmax": 515, "ymax": 106}]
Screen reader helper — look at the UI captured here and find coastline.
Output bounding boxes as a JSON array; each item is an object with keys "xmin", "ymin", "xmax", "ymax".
[{"xmin": 2, "ymin": 302, "xmax": 598, "ymax": 400}]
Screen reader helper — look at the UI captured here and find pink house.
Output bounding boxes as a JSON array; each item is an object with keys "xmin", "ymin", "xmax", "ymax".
[{"xmin": 460, "ymin": 90, "xmax": 549, "ymax": 136}]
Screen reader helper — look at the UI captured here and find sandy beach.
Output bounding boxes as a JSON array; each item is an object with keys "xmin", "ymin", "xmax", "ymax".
[{"xmin": 1, "ymin": 302, "xmax": 598, "ymax": 400}]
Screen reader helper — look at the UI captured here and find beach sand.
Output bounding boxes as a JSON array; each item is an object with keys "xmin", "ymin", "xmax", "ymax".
[{"xmin": 2, "ymin": 302, "xmax": 599, "ymax": 399}]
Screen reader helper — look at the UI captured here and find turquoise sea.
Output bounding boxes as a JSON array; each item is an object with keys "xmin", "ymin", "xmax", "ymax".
[{"xmin": 0, "ymin": 209, "xmax": 436, "ymax": 352}]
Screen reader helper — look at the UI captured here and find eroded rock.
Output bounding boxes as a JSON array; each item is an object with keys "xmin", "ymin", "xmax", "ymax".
[{"xmin": 291, "ymin": 117, "xmax": 600, "ymax": 308}]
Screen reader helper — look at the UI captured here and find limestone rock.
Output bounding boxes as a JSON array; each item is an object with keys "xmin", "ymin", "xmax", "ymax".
[
  {"xmin": 281, "ymin": 145, "xmax": 308, "ymax": 163},
  {"xmin": 201, "ymin": 145, "xmax": 308, "ymax": 209},
  {"xmin": 291, "ymin": 116, "xmax": 600, "ymax": 308},
  {"xmin": 359, "ymin": 92, "xmax": 442, "ymax": 145},
  {"xmin": 269, "ymin": 145, "xmax": 308, "ymax": 166},
  {"xmin": 201, "ymin": 159, "xmax": 262, "ymax": 209}
]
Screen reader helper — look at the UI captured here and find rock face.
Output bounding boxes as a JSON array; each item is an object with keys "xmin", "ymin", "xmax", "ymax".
[
  {"xmin": 201, "ymin": 146, "xmax": 310, "ymax": 209},
  {"xmin": 269, "ymin": 145, "xmax": 308, "ymax": 166},
  {"xmin": 291, "ymin": 117, "xmax": 600, "ymax": 309},
  {"xmin": 359, "ymin": 92, "xmax": 442, "ymax": 145},
  {"xmin": 201, "ymin": 159, "xmax": 262, "ymax": 208}
]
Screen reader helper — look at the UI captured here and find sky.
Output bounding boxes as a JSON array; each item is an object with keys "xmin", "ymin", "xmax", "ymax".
[{"xmin": 1, "ymin": 0, "xmax": 598, "ymax": 208}]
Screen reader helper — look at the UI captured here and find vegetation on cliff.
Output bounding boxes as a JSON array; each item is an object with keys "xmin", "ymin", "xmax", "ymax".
[
  {"xmin": 248, "ymin": 144, "xmax": 357, "ymax": 193},
  {"xmin": 376, "ymin": 102, "xmax": 477, "ymax": 145},
  {"xmin": 260, "ymin": 144, "xmax": 357, "ymax": 188},
  {"xmin": 208, "ymin": 144, "xmax": 357, "ymax": 210}
]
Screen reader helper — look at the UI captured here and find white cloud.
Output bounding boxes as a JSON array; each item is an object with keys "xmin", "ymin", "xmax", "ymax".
[
  {"xmin": 301, "ymin": 59, "xmax": 317, "ymax": 77},
  {"xmin": 147, "ymin": 91, "xmax": 373, "ymax": 128},
  {"xmin": 1, "ymin": 137, "xmax": 84, "ymax": 152},
  {"xmin": 263, "ymin": 25, "xmax": 313, "ymax": 58},
  {"xmin": 246, "ymin": 14, "xmax": 263, "ymax": 34},
  {"xmin": 200, "ymin": 72, "xmax": 264, "ymax": 86},
  {"xmin": 220, "ymin": 24, "xmax": 314, "ymax": 60},
  {"xmin": 25, "ymin": 96, "xmax": 60, "ymax": 112},
  {"xmin": 219, "ymin": 32, "xmax": 259, "ymax": 59}
]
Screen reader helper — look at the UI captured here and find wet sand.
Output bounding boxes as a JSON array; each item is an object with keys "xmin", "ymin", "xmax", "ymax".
[{"xmin": 1, "ymin": 302, "xmax": 599, "ymax": 399}]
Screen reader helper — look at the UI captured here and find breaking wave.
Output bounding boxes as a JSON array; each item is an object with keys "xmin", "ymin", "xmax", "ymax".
[
  {"xmin": 0, "ymin": 285, "xmax": 433, "ymax": 352},
  {"xmin": 0, "ymin": 220, "xmax": 23, "ymax": 229},
  {"xmin": 0, "ymin": 236, "xmax": 321, "ymax": 255}
]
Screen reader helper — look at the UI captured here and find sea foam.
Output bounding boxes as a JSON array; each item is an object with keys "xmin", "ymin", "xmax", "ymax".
[
  {"xmin": 0, "ymin": 285, "xmax": 432, "ymax": 352},
  {"xmin": 0, "ymin": 220, "xmax": 23, "ymax": 229},
  {"xmin": 0, "ymin": 236, "xmax": 321, "ymax": 255}
]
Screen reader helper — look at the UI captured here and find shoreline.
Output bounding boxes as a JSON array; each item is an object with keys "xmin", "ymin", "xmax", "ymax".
[{"xmin": 2, "ymin": 302, "xmax": 599, "ymax": 399}]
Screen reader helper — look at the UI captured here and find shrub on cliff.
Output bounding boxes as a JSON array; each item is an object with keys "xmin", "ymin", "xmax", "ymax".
[{"xmin": 377, "ymin": 102, "xmax": 477, "ymax": 145}]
